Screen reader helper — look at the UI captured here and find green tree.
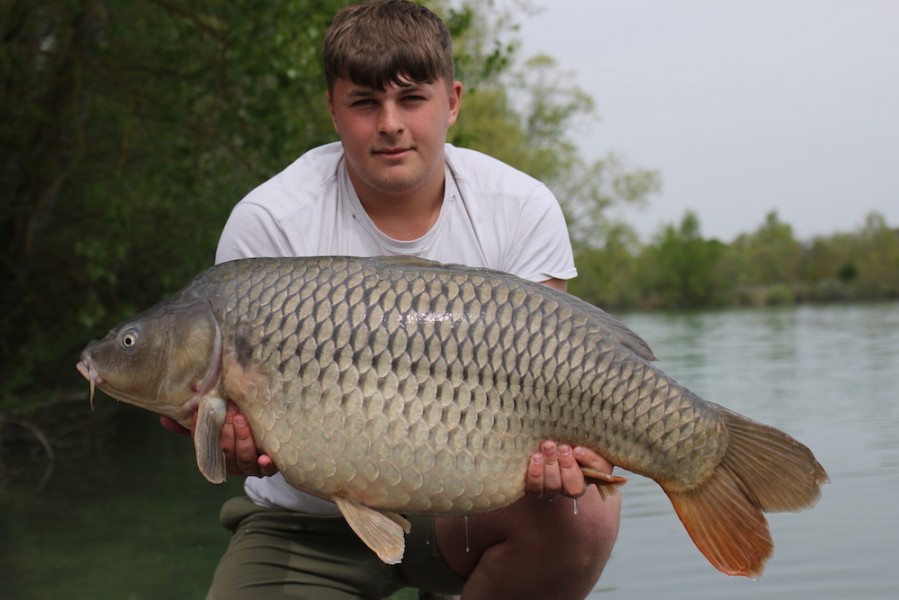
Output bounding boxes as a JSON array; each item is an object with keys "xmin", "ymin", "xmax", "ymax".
[
  {"xmin": 801, "ymin": 232, "xmax": 854, "ymax": 301},
  {"xmin": 640, "ymin": 211, "xmax": 723, "ymax": 309},
  {"xmin": 509, "ymin": 55, "xmax": 661, "ymax": 265},
  {"xmin": 728, "ymin": 211, "xmax": 802, "ymax": 286},
  {"xmin": 450, "ymin": 48, "xmax": 661, "ymax": 290},
  {"xmin": 1, "ymin": 0, "xmax": 348, "ymax": 411},
  {"xmin": 853, "ymin": 211, "xmax": 899, "ymax": 298},
  {"xmin": 436, "ymin": 3, "xmax": 662, "ymax": 307},
  {"xmin": 569, "ymin": 223, "xmax": 643, "ymax": 309}
]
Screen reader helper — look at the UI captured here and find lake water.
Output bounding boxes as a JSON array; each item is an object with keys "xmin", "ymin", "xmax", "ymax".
[
  {"xmin": 593, "ymin": 302, "xmax": 899, "ymax": 599},
  {"xmin": 1, "ymin": 302, "xmax": 896, "ymax": 599}
]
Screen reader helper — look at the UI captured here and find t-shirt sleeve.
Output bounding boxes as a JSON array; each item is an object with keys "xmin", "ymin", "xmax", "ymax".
[
  {"xmin": 504, "ymin": 183, "xmax": 577, "ymax": 283},
  {"xmin": 215, "ymin": 200, "xmax": 294, "ymax": 264}
]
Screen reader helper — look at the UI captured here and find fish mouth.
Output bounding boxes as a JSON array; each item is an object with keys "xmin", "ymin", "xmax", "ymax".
[{"xmin": 76, "ymin": 355, "xmax": 101, "ymax": 411}]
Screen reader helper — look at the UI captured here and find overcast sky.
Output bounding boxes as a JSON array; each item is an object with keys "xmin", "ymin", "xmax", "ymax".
[{"xmin": 518, "ymin": 0, "xmax": 899, "ymax": 242}]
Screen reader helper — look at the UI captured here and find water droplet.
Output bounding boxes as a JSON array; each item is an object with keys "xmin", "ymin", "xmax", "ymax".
[
  {"xmin": 464, "ymin": 515, "xmax": 470, "ymax": 553},
  {"xmin": 573, "ymin": 498, "xmax": 579, "ymax": 515}
]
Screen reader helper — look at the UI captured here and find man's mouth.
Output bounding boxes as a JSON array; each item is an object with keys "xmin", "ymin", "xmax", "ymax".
[{"xmin": 374, "ymin": 147, "xmax": 412, "ymax": 158}]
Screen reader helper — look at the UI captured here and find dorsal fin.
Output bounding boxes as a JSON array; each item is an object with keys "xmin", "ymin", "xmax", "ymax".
[
  {"xmin": 588, "ymin": 305, "xmax": 657, "ymax": 361},
  {"xmin": 371, "ymin": 255, "xmax": 658, "ymax": 361},
  {"xmin": 373, "ymin": 255, "xmax": 442, "ymax": 268}
]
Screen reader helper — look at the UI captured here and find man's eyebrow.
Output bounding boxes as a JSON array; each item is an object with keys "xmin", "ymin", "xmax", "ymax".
[
  {"xmin": 344, "ymin": 82, "xmax": 430, "ymax": 97},
  {"xmin": 346, "ymin": 87, "xmax": 377, "ymax": 97}
]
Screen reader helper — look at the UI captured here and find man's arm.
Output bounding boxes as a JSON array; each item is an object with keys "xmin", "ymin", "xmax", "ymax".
[{"xmin": 539, "ymin": 277, "xmax": 567, "ymax": 292}]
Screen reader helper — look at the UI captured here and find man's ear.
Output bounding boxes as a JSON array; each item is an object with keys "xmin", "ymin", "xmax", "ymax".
[
  {"xmin": 326, "ymin": 90, "xmax": 339, "ymax": 131},
  {"xmin": 447, "ymin": 80, "xmax": 463, "ymax": 127}
]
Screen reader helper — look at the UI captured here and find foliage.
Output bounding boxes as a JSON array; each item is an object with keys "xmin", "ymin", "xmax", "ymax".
[
  {"xmin": 451, "ymin": 48, "xmax": 661, "ymax": 248},
  {"xmin": 1, "ymin": 0, "xmax": 348, "ymax": 412},
  {"xmin": 725, "ymin": 212, "xmax": 803, "ymax": 286},
  {"xmin": 715, "ymin": 210, "xmax": 899, "ymax": 307},
  {"xmin": 638, "ymin": 212, "xmax": 725, "ymax": 309},
  {"xmin": 568, "ymin": 223, "xmax": 644, "ymax": 309},
  {"xmin": 2, "ymin": 0, "xmax": 897, "ymax": 424},
  {"xmin": 800, "ymin": 212, "xmax": 899, "ymax": 302},
  {"xmin": 573, "ymin": 208, "xmax": 899, "ymax": 311}
]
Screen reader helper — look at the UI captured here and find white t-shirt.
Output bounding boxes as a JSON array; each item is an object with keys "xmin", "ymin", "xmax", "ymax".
[{"xmin": 216, "ymin": 141, "xmax": 576, "ymax": 513}]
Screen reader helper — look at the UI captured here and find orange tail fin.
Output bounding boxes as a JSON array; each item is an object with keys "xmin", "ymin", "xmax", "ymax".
[{"xmin": 664, "ymin": 408, "xmax": 829, "ymax": 578}]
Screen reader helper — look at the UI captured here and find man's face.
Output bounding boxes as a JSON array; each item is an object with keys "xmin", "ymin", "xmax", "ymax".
[{"xmin": 327, "ymin": 76, "xmax": 462, "ymax": 200}]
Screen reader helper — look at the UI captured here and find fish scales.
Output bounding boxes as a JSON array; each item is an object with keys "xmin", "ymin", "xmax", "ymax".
[
  {"xmin": 78, "ymin": 255, "xmax": 827, "ymax": 576},
  {"xmin": 193, "ymin": 258, "xmax": 718, "ymax": 501}
]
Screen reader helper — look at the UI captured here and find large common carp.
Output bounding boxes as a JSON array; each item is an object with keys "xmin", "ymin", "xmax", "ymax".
[{"xmin": 77, "ymin": 256, "xmax": 827, "ymax": 577}]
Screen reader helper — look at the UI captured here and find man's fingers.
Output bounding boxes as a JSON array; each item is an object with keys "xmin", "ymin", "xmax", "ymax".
[
  {"xmin": 257, "ymin": 454, "xmax": 279, "ymax": 477},
  {"xmin": 528, "ymin": 440, "xmax": 611, "ymax": 498},
  {"xmin": 227, "ymin": 408, "xmax": 279, "ymax": 477},
  {"xmin": 221, "ymin": 403, "xmax": 257, "ymax": 477},
  {"xmin": 219, "ymin": 407, "xmax": 239, "ymax": 474},
  {"xmin": 573, "ymin": 446, "xmax": 614, "ymax": 473},
  {"xmin": 233, "ymin": 414, "xmax": 279, "ymax": 476},
  {"xmin": 557, "ymin": 444, "xmax": 587, "ymax": 498},
  {"xmin": 526, "ymin": 451, "xmax": 545, "ymax": 495},
  {"xmin": 540, "ymin": 440, "xmax": 562, "ymax": 495},
  {"xmin": 161, "ymin": 402, "xmax": 278, "ymax": 478},
  {"xmin": 232, "ymin": 414, "xmax": 261, "ymax": 475}
]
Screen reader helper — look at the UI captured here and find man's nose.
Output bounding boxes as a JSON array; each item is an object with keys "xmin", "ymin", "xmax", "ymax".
[{"xmin": 377, "ymin": 102, "xmax": 404, "ymax": 136}]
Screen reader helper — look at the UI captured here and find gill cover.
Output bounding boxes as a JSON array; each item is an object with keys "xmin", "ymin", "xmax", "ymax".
[{"xmin": 82, "ymin": 299, "xmax": 222, "ymax": 423}]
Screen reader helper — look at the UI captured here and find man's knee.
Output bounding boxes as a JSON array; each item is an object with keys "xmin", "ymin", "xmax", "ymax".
[
  {"xmin": 436, "ymin": 487, "xmax": 621, "ymax": 593},
  {"xmin": 560, "ymin": 490, "xmax": 622, "ymax": 563},
  {"xmin": 519, "ymin": 490, "xmax": 620, "ymax": 576}
]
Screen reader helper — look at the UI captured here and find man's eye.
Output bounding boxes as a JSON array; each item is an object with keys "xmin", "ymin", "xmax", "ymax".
[{"xmin": 351, "ymin": 99, "xmax": 376, "ymax": 107}]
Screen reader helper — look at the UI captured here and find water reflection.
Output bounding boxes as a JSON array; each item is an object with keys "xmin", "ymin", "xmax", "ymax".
[{"xmin": 0, "ymin": 408, "xmax": 246, "ymax": 599}]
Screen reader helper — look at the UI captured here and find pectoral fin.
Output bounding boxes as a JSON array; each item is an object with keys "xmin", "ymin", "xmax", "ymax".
[
  {"xmin": 582, "ymin": 467, "xmax": 628, "ymax": 500},
  {"xmin": 194, "ymin": 394, "xmax": 228, "ymax": 484},
  {"xmin": 333, "ymin": 496, "xmax": 410, "ymax": 565}
]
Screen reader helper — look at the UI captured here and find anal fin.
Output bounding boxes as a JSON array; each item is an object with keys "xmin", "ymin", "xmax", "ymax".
[
  {"xmin": 333, "ymin": 496, "xmax": 410, "ymax": 565},
  {"xmin": 582, "ymin": 467, "xmax": 628, "ymax": 500}
]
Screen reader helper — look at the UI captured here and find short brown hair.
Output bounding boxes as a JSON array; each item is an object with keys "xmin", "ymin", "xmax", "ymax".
[{"xmin": 322, "ymin": 0, "xmax": 454, "ymax": 91}]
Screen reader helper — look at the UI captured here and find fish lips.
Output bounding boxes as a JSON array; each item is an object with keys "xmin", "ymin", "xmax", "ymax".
[{"xmin": 76, "ymin": 354, "xmax": 101, "ymax": 410}]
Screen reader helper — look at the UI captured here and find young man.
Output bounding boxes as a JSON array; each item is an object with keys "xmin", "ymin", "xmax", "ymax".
[{"xmin": 195, "ymin": 1, "xmax": 621, "ymax": 597}]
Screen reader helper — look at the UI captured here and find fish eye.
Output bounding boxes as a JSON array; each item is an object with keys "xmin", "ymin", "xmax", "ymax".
[{"xmin": 120, "ymin": 329, "xmax": 140, "ymax": 348}]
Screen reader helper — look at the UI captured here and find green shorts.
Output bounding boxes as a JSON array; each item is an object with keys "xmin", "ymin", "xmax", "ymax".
[{"xmin": 206, "ymin": 496, "xmax": 467, "ymax": 600}]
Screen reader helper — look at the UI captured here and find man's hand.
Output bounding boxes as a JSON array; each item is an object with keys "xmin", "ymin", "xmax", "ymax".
[
  {"xmin": 525, "ymin": 440, "xmax": 611, "ymax": 498},
  {"xmin": 220, "ymin": 403, "xmax": 279, "ymax": 477},
  {"xmin": 159, "ymin": 403, "xmax": 278, "ymax": 478},
  {"xmin": 159, "ymin": 415, "xmax": 192, "ymax": 437}
]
